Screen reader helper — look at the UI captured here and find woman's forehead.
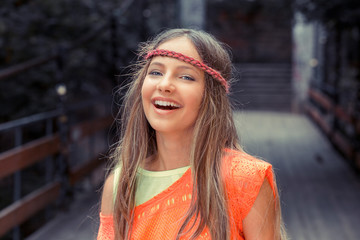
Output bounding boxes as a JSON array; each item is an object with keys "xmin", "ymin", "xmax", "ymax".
[{"xmin": 156, "ymin": 37, "xmax": 202, "ymax": 62}]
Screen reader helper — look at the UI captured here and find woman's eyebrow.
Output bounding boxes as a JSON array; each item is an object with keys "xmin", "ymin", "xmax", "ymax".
[
  {"xmin": 149, "ymin": 61, "xmax": 165, "ymax": 67},
  {"xmin": 176, "ymin": 65, "xmax": 202, "ymax": 76}
]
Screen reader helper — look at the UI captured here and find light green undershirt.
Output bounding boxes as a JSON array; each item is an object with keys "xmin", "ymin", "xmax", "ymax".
[{"xmin": 113, "ymin": 165, "xmax": 190, "ymax": 206}]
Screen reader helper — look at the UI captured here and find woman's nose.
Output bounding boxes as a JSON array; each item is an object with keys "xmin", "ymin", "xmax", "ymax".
[{"xmin": 157, "ymin": 74, "xmax": 175, "ymax": 93}]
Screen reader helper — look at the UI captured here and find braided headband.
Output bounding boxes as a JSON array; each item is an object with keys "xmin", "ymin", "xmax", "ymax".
[{"xmin": 145, "ymin": 49, "xmax": 229, "ymax": 93}]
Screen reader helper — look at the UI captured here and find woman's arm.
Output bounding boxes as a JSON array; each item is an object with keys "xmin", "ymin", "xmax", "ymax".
[
  {"xmin": 100, "ymin": 173, "xmax": 115, "ymax": 215},
  {"xmin": 243, "ymin": 179, "xmax": 280, "ymax": 240},
  {"xmin": 97, "ymin": 173, "xmax": 115, "ymax": 240}
]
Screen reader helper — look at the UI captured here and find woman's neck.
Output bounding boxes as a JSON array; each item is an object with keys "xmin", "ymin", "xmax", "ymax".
[{"xmin": 146, "ymin": 131, "xmax": 193, "ymax": 171}]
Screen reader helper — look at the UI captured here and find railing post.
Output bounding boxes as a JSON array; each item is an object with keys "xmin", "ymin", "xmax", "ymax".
[
  {"xmin": 55, "ymin": 47, "xmax": 71, "ymax": 207},
  {"xmin": 13, "ymin": 127, "xmax": 22, "ymax": 240},
  {"xmin": 45, "ymin": 118, "xmax": 54, "ymax": 219},
  {"xmin": 45, "ymin": 118, "xmax": 54, "ymax": 182}
]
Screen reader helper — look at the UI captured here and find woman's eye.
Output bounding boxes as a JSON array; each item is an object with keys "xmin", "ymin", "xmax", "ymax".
[
  {"xmin": 181, "ymin": 75, "xmax": 195, "ymax": 81},
  {"xmin": 149, "ymin": 70, "xmax": 162, "ymax": 76}
]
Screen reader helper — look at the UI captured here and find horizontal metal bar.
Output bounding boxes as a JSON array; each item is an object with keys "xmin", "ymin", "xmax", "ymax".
[
  {"xmin": 0, "ymin": 54, "xmax": 57, "ymax": 81},
  {"xmin": 0, "ymin": 182, "xmax": 61, "ymax": 237},
  {"xmin": 0, "ymin": 134, "xmax": 60, "ymax": 179},
  {"xmin": 0, "ymin": 95, "xmax": 111, "ymax": 131},
  {"xmin": 0, "ymin": 110, "xmax": 61, "ymax": 131}
]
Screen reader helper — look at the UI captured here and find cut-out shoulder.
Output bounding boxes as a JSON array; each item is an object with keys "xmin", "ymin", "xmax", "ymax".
[
  {"xmin": 243, "ymin": 178, "xmax": 279, "ymax": 240},
  {"xmin": 100, "ymin": 173, "xmax": 115, "ymax": 215}
]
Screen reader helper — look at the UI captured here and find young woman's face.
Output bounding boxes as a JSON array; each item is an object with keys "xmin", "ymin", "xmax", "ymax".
[{"xmin": 141, "ymin": 36, "xmax": 205, "ymax": 136}]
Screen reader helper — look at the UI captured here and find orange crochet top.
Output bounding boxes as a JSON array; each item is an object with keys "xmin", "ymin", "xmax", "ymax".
[{"xmin": 97, "ymin": 149, "xmax": 275, "ymax": 240}]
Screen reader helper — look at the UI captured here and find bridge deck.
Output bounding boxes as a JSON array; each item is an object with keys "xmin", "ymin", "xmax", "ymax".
[{"xmin": 26, "ymin": 111, "xmax": 360, "ymax": 240}]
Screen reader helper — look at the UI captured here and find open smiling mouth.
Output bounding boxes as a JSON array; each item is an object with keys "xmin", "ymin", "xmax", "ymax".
[{"xmin": 154, "ymin": 100, "xmax": 181, "ymax": 110}]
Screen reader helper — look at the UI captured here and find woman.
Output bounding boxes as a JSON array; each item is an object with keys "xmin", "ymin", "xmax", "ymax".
[{"xmin": 98, "ymin": 28, "xmax": 286, "ymax": 240}]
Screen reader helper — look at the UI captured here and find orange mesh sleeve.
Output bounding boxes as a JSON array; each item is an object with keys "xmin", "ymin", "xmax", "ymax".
[
  {"xmin": 239, "ymin": 159, "xmax": 275, "ymax": 218},
  {"xmin": 97, "ymin": 213, "xmax": 115, "ymax": 240},
  {"xmin": 223, "ymin": 150, "xmax": 276, "ymax": 234}
]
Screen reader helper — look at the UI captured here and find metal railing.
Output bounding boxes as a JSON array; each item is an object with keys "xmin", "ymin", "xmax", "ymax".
[
  {"xmin": 0, "ymin": 1, "xmax": 135, "ymax": 238},
  {"xmin": 0, "ymin": 98, "xmax": 113, "ymax": 238},
  {"xmin": 306, "ymin": 88, "xmax": 360, "ymax": 170}
]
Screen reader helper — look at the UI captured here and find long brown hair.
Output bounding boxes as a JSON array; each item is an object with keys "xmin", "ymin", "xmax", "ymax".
[{"xmin": 110, "ymin": 28, "xmax": 282, "ymax": 239}]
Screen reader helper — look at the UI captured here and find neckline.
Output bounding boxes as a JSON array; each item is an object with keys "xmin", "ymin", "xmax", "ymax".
[
  {"xmin": 135, "ymin": 167, "xmax": 192, "ymax": 211},
  {"xmin": 137, "ymin": 165, "xmax": 190, "ymax": 177}
]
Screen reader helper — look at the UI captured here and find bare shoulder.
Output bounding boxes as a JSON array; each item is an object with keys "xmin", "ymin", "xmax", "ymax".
[
  {"xmin": 243, "ymin": 179, "xmax": 279, "ymax": 240},
  {"xmin": 100, "ymin": 172, "xmax": 115, "ymax": 215}
]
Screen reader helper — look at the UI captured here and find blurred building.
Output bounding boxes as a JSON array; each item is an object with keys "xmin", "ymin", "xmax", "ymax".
[
  {"xmin": 205, "ymin": 0, "xmax": 293, "ymax": 111},
  {"xmin": 292, "ymin": 0, "xmax": 360, "ymax": 170}
]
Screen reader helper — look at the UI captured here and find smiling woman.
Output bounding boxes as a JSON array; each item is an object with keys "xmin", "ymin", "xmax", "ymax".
[
  {"xmin": 97, "ymin": 28, "xmax": 287, "ymax": 240},
  {"xmin": 141, "ymin": 36, "xmax": 205, "ymax": 140}
]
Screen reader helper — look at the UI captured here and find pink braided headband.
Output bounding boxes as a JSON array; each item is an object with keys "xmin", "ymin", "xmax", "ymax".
[{"xmin": 145, "ymin": 49, "xmax": 229, "ymax": 93}]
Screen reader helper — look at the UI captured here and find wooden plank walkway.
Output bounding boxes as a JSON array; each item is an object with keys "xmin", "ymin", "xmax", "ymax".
[
  {"xmin": 236, "ymin": 111, "xmax": 360, "ymax": 240},
  {"xmin": 26, "ymin": 111, "xmax": 360, "ymax": 240},
  {"xmin": 26, "ymin": 191, "xmax": 101, "ymax": 240}
]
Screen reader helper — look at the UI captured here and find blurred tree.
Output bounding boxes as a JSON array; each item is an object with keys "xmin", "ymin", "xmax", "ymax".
[
  {"xmin": 295, "ymin": 0, "xmax": 360, "ymax": 100},
  {"xmin": 295, "ymin": 0, "xmax": 360, "ymax": 28},
  {"xmin": 0, "ymin": 0, "xmax": 150, "ymax": 122},
  {"xmin": 295, "ymin": 0, "xmax": 360, "ymax": 166}
]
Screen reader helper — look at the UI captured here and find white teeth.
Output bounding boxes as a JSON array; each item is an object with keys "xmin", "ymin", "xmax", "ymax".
[{"xmin": 154, "ymin": 100, "xmax": 180, "ymax": 108}]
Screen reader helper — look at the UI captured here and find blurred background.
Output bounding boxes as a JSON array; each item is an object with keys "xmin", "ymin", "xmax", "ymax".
[{"xmin": 0, "ymin": 0, "xmax": 359, "ymax": 239}]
